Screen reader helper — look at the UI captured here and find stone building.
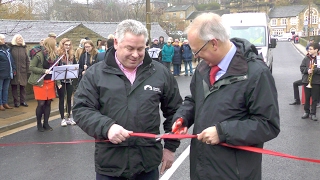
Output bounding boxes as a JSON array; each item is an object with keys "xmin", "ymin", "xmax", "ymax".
[
  {"xmin": 0, "ymin": 19, "xmax": 169, "ymax": 52},
  {"xmin": 269, "ymin": 4, "xmax": 320, "ymax": 37}
]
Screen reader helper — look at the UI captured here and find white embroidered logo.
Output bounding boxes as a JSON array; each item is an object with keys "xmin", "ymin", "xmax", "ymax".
[{"xmin": 144, "ymin": 85, "xmax": 161, "ymax": 93}]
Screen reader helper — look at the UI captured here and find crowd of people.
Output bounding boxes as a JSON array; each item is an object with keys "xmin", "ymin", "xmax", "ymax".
[
  {"xmin": 147, "ymin": 36, "xmax": 195, "ymax": 76},
  {"xmin": 0, "ymin": 13, "xmax": 281, "ymax": 180},
  {"xmin": 0, "ymin": 32, "xmax": 115, "ymax": 131}
]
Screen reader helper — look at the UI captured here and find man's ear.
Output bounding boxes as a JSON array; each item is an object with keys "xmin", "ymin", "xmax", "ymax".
[{"xmin": 114, "ymin": 39, "xmax": 118, "ymax": 50}]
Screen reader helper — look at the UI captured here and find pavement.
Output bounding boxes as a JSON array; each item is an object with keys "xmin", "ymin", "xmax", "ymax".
[
  {"xmin": 0, "ymin": 41, "xmax": 307, "ymax": 134},
  {"xmin": 0, "ymin": 61, "xmax": 199, "ymax": 134}
]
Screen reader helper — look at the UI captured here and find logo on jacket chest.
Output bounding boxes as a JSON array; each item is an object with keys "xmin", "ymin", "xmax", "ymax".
[{"xmin": 144, "ymin": 85, "xmax": 161, "ymax": 93}]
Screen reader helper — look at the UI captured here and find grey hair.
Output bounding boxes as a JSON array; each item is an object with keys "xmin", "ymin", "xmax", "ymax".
[
  {"xmin": 11, "ymin": 34, "xmax": 25, "ymax": 46},
  {"xmin": 185, "ymin": 13, "xmax": 229, "ymax": 43},
  {"xmin": 115, "ymin": 19, "xmax": 148, "ymax": 43},
  {"xmin": 0, "ymin": 34, "xmax": 5, "ymax": 39}
]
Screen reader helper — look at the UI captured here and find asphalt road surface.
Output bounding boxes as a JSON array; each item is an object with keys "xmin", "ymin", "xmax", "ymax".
[{"xmin": 1, "ymin": 42, "xmax": 320, "ymax": 180}]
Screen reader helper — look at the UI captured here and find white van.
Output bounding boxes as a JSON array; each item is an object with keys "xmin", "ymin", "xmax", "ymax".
[
  {"xmin": 276, "ymin": 33, "xmax": 292, "ymax": 41},
  {"xmin": 221, "ymin": 13, "xmax": 276, "ymax": 73}
]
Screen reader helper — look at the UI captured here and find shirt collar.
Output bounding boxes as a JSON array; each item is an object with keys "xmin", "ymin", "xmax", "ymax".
[
  {"xmin": 115, "ymin": 52, "xmax": 143, "ymax": 72},
  {"xmin": 217, "ymin": 42, "xmax": 236, "ymax": 71}
]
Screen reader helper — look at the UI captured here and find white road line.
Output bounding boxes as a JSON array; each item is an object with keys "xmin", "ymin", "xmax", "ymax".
[{"xmin": 160, "ymin": 145, "xmax": 190, "ymax": 180}]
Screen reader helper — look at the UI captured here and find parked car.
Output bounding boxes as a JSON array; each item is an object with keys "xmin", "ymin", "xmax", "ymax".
[{"xmin": 276, "ymin": 33, "xmax": 292, "ymax": 41}]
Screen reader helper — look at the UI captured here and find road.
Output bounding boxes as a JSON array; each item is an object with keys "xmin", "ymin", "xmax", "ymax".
[{"xmin": 1, "ymin": 42, "xmax": 320, "ymax": 180}]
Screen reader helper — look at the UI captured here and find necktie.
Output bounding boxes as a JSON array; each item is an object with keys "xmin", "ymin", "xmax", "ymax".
[{"xmin": 209, "ymin": 65, "xmax": 220, "ymax": 85}]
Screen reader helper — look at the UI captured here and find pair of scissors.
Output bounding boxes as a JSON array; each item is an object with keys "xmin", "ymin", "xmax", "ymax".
[
  {"xmin": 172, "ymin": 117, "xmax": 185, "ymax": 134},
  {"xmin": 155, "ymin": 118, "xmax": 186, "ymax": 141}
]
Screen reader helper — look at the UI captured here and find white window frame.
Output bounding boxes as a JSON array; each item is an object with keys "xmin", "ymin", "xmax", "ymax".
[
  {"xmin": 290, "ymin": 17, "xmax": 297, "ymax": 25},
  {"xmin": 271, "ymin": 19, "xmax": 277, "ymax": 26},
  {"xmin": 180, "ymin": 12, "xmax": 184, "ymax": 19},
  {"xmin": 281, "ymin": 18, "xmax": 287, "ymax": 25}
]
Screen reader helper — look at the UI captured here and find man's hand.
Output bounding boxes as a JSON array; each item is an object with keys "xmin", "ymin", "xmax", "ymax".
[
  {"xmin": 160, "ymin": 148, "xmax": 175, "ymax": 174},
  {"xmin": 107, "ymin": 124, "xmax": 132, "ymax": 144},
  {"xmin": 197, "ymin": 126, "xmax": 220, "ymax": 145}
]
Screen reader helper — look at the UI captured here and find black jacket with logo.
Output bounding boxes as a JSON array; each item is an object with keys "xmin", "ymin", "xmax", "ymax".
[
  {"xmin": 173, "ymin": 38, "xmax": 280, "ymax": 180},
  {"xmin": 72, "ymin": 47, "xmax": 182, "ymax": 178}
]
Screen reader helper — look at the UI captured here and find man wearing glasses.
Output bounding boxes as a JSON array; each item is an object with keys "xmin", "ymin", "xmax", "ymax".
[{"xmin": 171, "ymin": 13, "xmax": 280, "ymax": 179}]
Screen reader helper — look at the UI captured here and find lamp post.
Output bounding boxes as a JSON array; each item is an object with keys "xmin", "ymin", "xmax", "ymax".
[
  {"xmin": 308, "ymin": 0, "xmax": 311, "ymax": 40},
  {"xmin": 146, "ymin": 0, "xmax": 151, "ymax": 45}
]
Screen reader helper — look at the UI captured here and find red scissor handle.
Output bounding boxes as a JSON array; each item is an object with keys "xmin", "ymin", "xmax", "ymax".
[{"xmin": 172, "ymin": 117, "xmax": 185, "ymax": 134}]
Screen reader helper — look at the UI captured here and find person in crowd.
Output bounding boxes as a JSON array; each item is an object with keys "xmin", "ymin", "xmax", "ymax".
[
  {"xmin": 107, "ymin": 34, "xmax": 115, "ymax": 39},
  {"xmin": 75, "ymin": 39, "xmax": 86, "ymax": 63},
  {"xmin": 168, "ymin": 37, "xmax": 173, "ymax": 44},
  {"xmin": 145, "ymin": 39, "xmax": 150, "ymax": 51},
  {"xmin": 78, "ymin": 40, "xmax": 98, "ymax": 81},
  {"xmin": 306, "ymin": 38, "xmax": 314, "ymax": 51},
  {"xmin": 97, "ymin": 40, "xmax": 106, "ymax": 53},
  {"xmin": 171, "ymin": 13, "xmax": 280, "ymax": 179},
  {"xmin": 97, "ymin": 39, "xmax": 102, "ymax": 47},
  {"xmin": 158, "ymin": 36, "xmax": 165, "ymax": 49},
  {"xmin": 106, "ymin": 38, "xmax": 114, "ymax": 50},
  {"xmin": 181, "ymin": 39, "xmax": 193, "ymax": 76},
  {"xmin": 289, "ymin": 79, "xmax": 303, "ymax": 105},
  {"xmin": 96, "ymin": 38, "xmax": 115, "ymax": 62},
  {"xmin": 72, "ymin": 19, "xmax": 182, "ymax": 180},
  {"xmin": 48, "ymin": 32, "xmax": 57, "ymax": 39},
  {"xmin": 0, "ymin": 34, "xmax": 16, "ymax": 111},
  {"xmin": 9, "ymin": 34, "xmax": 29, "ymax": 107},
  {"xmin": 172, "ymin": 39, "xmax": 182, "ymax": 76},
  {"xmin": 28, "ymin": 37, "xmax": 61, "ymax": 132},
  {"xmin": 161, "ymin": 39, "xmax": 174, "ymax": 70},
  {"xmin": 300, "ymin": 42, "xmax": 320, "ymax": 121},
  {"xmin": 148, "ymin": 38, "xmax": 161, "ymax": 62},
  {"xmin": 151, "ymin": 38, "xmax": 159, "ymax": 48},
  {"xmin": 56, "ymin": 38, "xmax": 77, "ymax": 127}
]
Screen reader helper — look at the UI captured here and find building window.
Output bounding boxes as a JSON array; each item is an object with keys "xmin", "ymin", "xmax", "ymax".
[
  {"xmin": 281, "ymin": 18, "xmax": 287, "ymax": 25},
  {"xmin": 173, "ymin": 13, "xmax": 176, "ymax": 18},
  {"xmin": 290, "ymin": 17, "xmax": 297, "ymax": 25},
  {"xmin": 271, "ymin": 19, "xmax": 277, "ymax": 26},
  {"xmin": 312, "ymin": 15, "xmax": 317, "ymax": 24},
  {"xmin": 166, "ymin": 14, "xmax": 169, "ymax": 20},
  {"xmin": 304, "ymin": 8, "xmax": 319, "ymax": 25},
  {"xmin": 273, "ymin": 29, "xmax": 284, "ymax": 35},
  {"xmin": 180, "ymin": 12, "xmax": 184, "ymax": 19}
]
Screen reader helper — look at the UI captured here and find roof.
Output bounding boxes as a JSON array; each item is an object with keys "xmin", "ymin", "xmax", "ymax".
[
  {"xmin": 269, "ymin": 5, "xmax": 307, "ymax": 18},
  {"xmin": 186, "ymin": 9, "xmax": 230, "ymax": 20},
  {"xmin": 165, "ymin": 4, "xmax": 191, "ymax": 12},
  {"xmin": 0, "ymin": 20, "xmax": 169, "ymax": 43}
]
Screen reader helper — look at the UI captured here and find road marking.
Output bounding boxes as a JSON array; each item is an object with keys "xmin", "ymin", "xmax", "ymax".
[
  {"xmin": 0, "ymin": 114, "xmax": 60, "ymax": 138},
  {"xmin": 160, "ymin": 145, "xmax": 190, "ymax": 180}
]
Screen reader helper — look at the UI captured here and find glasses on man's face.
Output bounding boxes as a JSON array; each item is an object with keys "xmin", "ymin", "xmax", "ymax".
[
  {"xmin": 64, "ymin": 44, "xmax": 71, "ymax": 46},
  {"xmin": 85, "ymin": 46, "xmax": 92, "ymax": 48},
  {"xmin": 193, "ymin": 40, "xmax": 210, "ymax": 57}
]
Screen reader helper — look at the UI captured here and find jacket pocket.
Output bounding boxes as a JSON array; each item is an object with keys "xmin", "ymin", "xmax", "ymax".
[{"xmin": 28, "ymin": 72, "xmax": 42, "ymax": 86}]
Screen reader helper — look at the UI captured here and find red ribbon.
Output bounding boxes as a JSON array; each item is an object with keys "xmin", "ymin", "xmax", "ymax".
[{"xmin": 1, "ymin": 132, "xmax": 320, "ymax": 164}]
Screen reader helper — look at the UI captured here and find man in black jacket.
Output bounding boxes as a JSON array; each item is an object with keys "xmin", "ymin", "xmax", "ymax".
[
  {"xmin": 72, "ymin": 19, "xmax": 182, "ymax": 180},
  {"xmin": 171, "ymin": 13, "xmax": 280, "ymax": 179}
]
